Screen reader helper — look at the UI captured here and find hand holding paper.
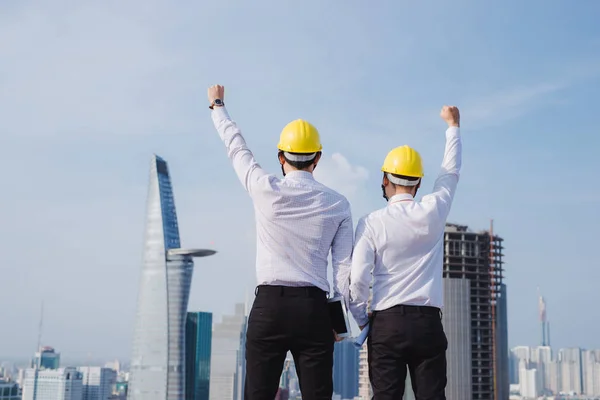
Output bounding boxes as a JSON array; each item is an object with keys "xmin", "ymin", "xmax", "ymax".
[{"xmin": 352, "ymin": 322, "xmax": 370, "ymax": 348}]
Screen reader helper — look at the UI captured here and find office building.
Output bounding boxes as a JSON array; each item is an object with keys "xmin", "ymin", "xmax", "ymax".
[
  {"xmin": 31, "ymin": 347, "xmax": 60, "ymax": 370},
  {"xmin": 127, "ymin": 155, "xmax": 217, "ymax": 400},
  {"xmin": 186, "ymin": 312, "xmax": 213, "ymax": 400},
  {"xmin": 333, "ymin": 341, "xmax": 359, "ymax": 399},
  {"xmin": 22, "ymin": 367, "xmax": 83, "ymax": 400},
  {"xmin": 443, "ymin": 223, "xmax": 508, "ymax": 400},
  {"xmin": 209, "ymin": 303, "xmax": 246, "ymax": 400},
  {"xmin": 0, "ymin": 380, "xmax": 19, "ymax": 400},
  {"xmin": 78, "ymin": 367, "xmax": 116, "ymax": 400}
]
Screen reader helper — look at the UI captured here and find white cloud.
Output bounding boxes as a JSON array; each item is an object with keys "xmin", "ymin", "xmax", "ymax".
[{"xmin": 314, "ymin": 152, "xmax": 369, "ymax": 197}]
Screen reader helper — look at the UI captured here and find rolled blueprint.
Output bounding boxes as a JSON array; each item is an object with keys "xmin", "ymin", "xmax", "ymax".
[{"xmin": 352, "ymin": 323, "xmax": 370, "ymax": 348}]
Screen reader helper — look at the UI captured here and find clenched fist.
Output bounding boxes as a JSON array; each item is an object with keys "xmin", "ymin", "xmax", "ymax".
[
  {"xmin": 440, "ymin": 105, "xmax": 460, "ymax": 127},
  {"xmin": 208, "ymin": 85, "xmax": 225, "ymax": 105}
]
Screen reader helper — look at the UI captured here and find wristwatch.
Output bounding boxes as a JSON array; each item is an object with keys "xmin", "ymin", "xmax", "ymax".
[{"xmin": 209, "ymin": 99, "xmax": 224, "ymax": 109}]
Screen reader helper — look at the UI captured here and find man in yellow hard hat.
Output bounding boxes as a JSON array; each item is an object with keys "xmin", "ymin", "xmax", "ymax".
[
  {"xmin": 348, "ymin": 106, "xmax": 462, "ymax": 399},
  {"xmin": 207, "ymin": 85, "xmax": 353, "ymax": 400}
]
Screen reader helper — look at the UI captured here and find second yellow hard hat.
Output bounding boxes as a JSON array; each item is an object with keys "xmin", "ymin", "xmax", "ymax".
[
  {"xmin": 277, "ymin": 119, "xmax": 322, "ymax": 154},
  {"xmin": 381, "ymin": 145, "xmax": 424, "ymax": 177}
]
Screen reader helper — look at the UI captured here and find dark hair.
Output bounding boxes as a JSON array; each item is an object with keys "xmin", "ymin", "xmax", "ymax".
[
  {"xmin": 279, "ymin": 151, "xmax": 321, "ymax": 170},
  {"xmin": 383, "ymin": 171, "xmax": 420, "ymax": 186}
]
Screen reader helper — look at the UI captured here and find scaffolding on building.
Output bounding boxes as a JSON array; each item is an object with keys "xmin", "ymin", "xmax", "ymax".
[{"xmin": 444, "ymin": 222, "xmax": 505, "ymax": 400}]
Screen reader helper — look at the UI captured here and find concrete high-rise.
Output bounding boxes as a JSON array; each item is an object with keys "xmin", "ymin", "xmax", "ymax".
[
  {"xmin": 22, "ymin": 368, "xmax": 83, "ymax": 400},
  {"xmin": 333, "ymin": 341, "xmax": 359, "ymax": 399},
  {"xmin": 127, "ymin": 155, "xmax": 216, "ymax": 400},
  {"xmin": 443, "ymin": 223, "xmax": 508, "ymax": 400},
  {"xmin": 185, "ymin": 312, "xmax": 213, "ymax": 400}
]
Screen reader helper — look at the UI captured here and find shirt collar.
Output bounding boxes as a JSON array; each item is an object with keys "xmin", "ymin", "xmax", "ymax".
[
  {"xmin": 388, "ymin": 193, "xmax": 414, "ymax": 204},
  {"xmin": 284, "ymin": 170, "xmax": 315, "ymax": 181}
]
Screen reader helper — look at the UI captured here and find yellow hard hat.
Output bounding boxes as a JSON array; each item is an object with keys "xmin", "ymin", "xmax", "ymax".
[
  {"xmin": 381, "ymin": 145, "xmax": 424, "ymax": 177},
  {"xmin": 277, "ymin": 119, "xmax": 323, "ymax": 154}
]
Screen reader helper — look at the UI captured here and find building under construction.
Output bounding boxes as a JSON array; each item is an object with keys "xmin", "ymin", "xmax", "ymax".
[{"xmin": 443, "ymin": 222, "xmax": 509, "ymax": 400}]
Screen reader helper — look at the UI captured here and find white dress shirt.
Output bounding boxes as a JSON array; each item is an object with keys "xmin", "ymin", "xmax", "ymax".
[
  {"xmin": 348, "ymin": 127, "xmax": 462, "ymax": 327},
  {"xmin": 211, "ymin": 107, "xmax": 354, "ymax": 297}
]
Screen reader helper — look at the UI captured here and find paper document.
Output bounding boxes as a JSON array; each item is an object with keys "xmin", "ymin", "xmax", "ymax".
[{"xmin": 352, "ymin": 323, "xmax": 370, "ymax": 348}]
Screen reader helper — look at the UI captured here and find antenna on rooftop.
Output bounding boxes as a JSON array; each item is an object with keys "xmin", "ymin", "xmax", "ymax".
[{"xmin": 36, "ymin": 301, "xmax": 44, "ymax": 352}]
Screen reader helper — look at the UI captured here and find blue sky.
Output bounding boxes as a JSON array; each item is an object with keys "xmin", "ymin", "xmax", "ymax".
[{"xmin": 1, "ymin": 0, "xmax": 599, "ymax": 360}]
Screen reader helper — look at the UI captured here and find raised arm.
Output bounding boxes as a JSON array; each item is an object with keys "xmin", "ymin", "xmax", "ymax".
[
  {"xmin": 422, "ymin": 106, "xmax": 462, "ymax": 222},
  {"xmin": 348, "ymin": 217, "xmax": 376, "ymax": 328},
  {"xmin": 331, "ymin": 206, "xmax": 354, "ymax": 301},
  {"xmin": 208, "ymin": 85, "xmax": 271, "ymax": 195}
]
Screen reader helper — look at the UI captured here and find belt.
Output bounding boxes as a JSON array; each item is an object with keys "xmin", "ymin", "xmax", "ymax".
[
  {"xmin": 255, "ymin": 285, "xmax": 326, "ymax": 298},
  {"xmin": 377, "ymin": 304, "xmax": 441, "ymax": 316}
]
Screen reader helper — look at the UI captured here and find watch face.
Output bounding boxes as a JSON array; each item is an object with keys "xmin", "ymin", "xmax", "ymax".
[{"xmin": 214, "ymin": 99, "xmax": 223, "ymax": 105}]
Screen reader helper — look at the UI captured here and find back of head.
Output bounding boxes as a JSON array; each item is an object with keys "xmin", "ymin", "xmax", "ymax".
[
  {"xmin": 381, "ymin": 145, "xmax": 424, "ymax": 199},
  {"xmin": 277, "ymin": 119, "xmax": 323, "ymax": 173}
]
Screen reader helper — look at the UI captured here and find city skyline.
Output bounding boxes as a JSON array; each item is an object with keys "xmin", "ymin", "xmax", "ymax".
[{"xmin": 2, "ymin": 0, "xmax": 600, "ymax": 360}]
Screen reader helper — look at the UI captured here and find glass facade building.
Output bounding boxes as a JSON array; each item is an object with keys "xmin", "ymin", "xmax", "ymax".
[
  {"xmin": 127, "ymin": 155, "xmax": 216, "ymax": 400},
  {"xmin": 0, "ymin": 381, "xmax": 19, "ymax": 400},
  {"xmin": 31, "ymin": 347, "xmax": 60, "ymax": 370},
  {"xmin": 333, "ymin": 341, "xmax": 359, "ymax": 399},
  {"xmin": 185, "ymin": 312, "xmax": 213, "ymax": 400}
]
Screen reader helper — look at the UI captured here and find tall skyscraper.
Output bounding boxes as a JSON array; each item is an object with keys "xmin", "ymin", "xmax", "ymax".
[
  {"xmin": 22, "ymin": 367, "xmax": 83, "ymax": 400},
  {"xmin": 77, "ymin": 367, "xmax": 116, "ymax": 400},
  {"xmin": 185, "ymin": 312, "xmax": 213, "ymax": 400},
  {"xmin": 209, "ymin": 303, "xmax": 246, "ymax": 400},
  {"xmin": 538, "ymin": 291, "xmax": 551, "ymax": 347},
  {"xmin": 443, "ymin": 222, "xmax": 508, "ymax": 400},
  {"xmin": 127, "ymin": 155, "xmax": 216, "ymax": 400},
  {"xmin": 31, "ymin": 347, "xmax": 60, "ymax": 370},
  {"xmin": 333, "ymin": 341, "xmax": 359, "ymax": 399}
]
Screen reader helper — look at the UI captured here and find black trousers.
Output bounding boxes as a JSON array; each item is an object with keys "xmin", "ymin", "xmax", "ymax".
[
  {"xmin": 368, "ymin": 304, "xmax": 448, "ymax": 400},
  {"xmin": 244, "ymin": 285, "xmax": 334, "ymax": 400}
]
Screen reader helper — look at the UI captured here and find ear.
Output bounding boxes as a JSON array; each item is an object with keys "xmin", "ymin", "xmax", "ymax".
[
  {"xmin": 382, "ymin": 174, "xmax": 389, "ymax": 186},
  {"xmin": 278, "ymin": 152, "xmax": 286, "ymax": 165},
  {"xmin": 313, "ymin": 152, "xmax": 322, "ymax": 166}
]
